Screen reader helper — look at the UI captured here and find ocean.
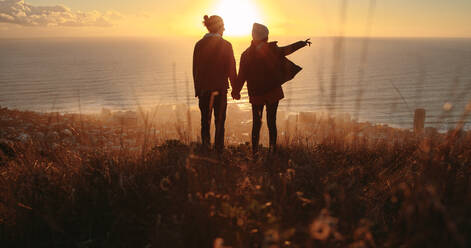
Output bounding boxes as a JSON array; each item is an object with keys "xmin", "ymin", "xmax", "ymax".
[{"xmin": 1, "ymin": 37, "xmax": 470, "ymax": 130}]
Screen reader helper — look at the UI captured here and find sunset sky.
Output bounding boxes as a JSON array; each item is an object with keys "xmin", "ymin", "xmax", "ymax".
[{"xmin": 0, "ymin": 0, "xmax": 470, "ymax": 38}]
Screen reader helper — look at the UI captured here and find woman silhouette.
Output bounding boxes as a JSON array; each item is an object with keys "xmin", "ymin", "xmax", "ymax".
[{"xmin": 232, "ymin": 23, "xmax": 311, "ymax": 154}]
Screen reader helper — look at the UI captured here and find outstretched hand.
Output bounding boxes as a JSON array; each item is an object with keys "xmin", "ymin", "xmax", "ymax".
[
  {"xmin": 304, "ymin": 38, "xmax": 312, "ymax": 47},
  {"xmin": 231, "ymin": 91, "xmax": 241, "ymax": 100}
]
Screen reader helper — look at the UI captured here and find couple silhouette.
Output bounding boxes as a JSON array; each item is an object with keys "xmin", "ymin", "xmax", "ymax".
[{"xmin": 193, "ymin": 15, "xmax": 311, "ymax": 154}]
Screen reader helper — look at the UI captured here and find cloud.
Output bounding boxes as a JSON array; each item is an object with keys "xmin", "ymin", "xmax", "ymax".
[{"xmin": 0, "ymin": 0, "xmax": 122, "ymax": 27}]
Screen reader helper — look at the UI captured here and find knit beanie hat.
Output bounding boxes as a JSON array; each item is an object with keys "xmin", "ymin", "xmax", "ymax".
[
  {"xmin": 252, "ymin": 23, "xmax": 269, "ymax": 41},
  {"xmin": 203, "ymin": 15, "xmax": 224, "ymax": 33}
]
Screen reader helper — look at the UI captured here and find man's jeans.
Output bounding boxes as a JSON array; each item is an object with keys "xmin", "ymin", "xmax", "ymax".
[{"xmin": 198, "ymin": 91, "xmax": 227, "ymax": 150}]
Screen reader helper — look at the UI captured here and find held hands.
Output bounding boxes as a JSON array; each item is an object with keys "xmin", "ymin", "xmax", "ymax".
[
  {"xmin": 304, "ymin": 38, "xmax": 312, "ymax": 47},
  {"xmin": 231, "ymin": 91, "xmax": 241, "ymax": 100}
]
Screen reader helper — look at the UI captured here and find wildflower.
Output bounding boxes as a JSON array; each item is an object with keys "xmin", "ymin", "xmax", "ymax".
[
  {"xmin": 241, "ymin": 176, "xmax": 251, "ymax": 189},
  {"xmin": 310, "ymin": 218, "xmax": 331, "ymax": 240},
  {"xmin": 309, "ymin": 209, "xmax": 339, "ymax": 241},
  {"xmin": 160, "ymin": 177, "xmax": 171, "ymax": 191},
  {"xmin": 213, "ymin": 237, "xmax": 225, "ymax": 248},
  {"xmin": 237, "ymin": 217, "xmax": 244, "ymax": 226},
  {"xmin": 205, "ymin": 191, "xmax": 215, "ymax": 199},
  {"xmin": 443, "ymin": 102, "xmax": 453, "ymax": 111}
]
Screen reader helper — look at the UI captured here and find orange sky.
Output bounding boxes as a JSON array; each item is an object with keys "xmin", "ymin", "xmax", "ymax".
[{"xmin": 0, "ymin": 0, "xmax": 470, "ymax": 38}]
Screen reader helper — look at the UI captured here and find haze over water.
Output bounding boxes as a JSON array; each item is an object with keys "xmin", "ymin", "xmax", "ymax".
[{"xmin": 0, "ymin": 37, "xmax": 470, "ymax": 131}]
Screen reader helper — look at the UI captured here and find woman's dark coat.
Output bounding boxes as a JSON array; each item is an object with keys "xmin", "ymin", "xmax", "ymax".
[{"xmin": 234, "ymin": 40, "xmax": 305, "ymax": 104}]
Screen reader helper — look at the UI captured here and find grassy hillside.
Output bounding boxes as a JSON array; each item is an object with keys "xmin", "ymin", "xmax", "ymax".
[{"xmin": 0, "ymin": 107, "xmax": 470, "ymax": 247}]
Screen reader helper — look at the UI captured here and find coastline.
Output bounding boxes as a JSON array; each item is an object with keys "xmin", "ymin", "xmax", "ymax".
[{"xmin": 0, "ymin": 104, "xmax": 456, "ymax": 154}]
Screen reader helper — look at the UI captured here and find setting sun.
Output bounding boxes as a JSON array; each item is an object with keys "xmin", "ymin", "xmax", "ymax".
[{"xmin": 212, "ymin": 0, "xmax": 264, "ymax": 36}]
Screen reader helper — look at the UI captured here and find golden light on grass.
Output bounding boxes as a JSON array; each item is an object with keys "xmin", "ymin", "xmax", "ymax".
[{"xmin": 212, "ymin": 0, "xmax": 264, "ymax": 36}]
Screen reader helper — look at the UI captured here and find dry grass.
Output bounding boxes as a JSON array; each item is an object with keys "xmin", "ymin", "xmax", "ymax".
[{"xmin": 0, "ymin": 107, "xmax": 470, "ymax": 248}]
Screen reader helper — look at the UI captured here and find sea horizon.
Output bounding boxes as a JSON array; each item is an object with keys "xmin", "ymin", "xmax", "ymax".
[{"xmin": 1, "ymin": 36, "xmax": 470, "ymax": 131}]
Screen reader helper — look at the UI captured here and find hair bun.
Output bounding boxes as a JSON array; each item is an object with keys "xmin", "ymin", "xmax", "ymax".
[{"xmin": 204, "ymin": 15, "xmax": 209, "ymax": 22}]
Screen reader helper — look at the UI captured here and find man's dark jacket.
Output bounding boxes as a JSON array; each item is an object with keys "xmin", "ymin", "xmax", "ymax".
[
  {"xmin": 193, "ymin": 34, "xmax": 236, "ymax": 97},
  {"xmin": 234, "ymin": 41, "xmax": 305, "ymax": 98}
]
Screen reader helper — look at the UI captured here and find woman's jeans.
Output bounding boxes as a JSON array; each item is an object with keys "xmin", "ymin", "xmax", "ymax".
[{"xmin": 251, "ymin": 101, "xmax": 279, "ymax": 152}]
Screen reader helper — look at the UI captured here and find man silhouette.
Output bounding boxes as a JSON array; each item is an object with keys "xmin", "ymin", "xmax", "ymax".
[{"xmin": 193, "ymin": 15, "xmax": 237, "ymax": 152}]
